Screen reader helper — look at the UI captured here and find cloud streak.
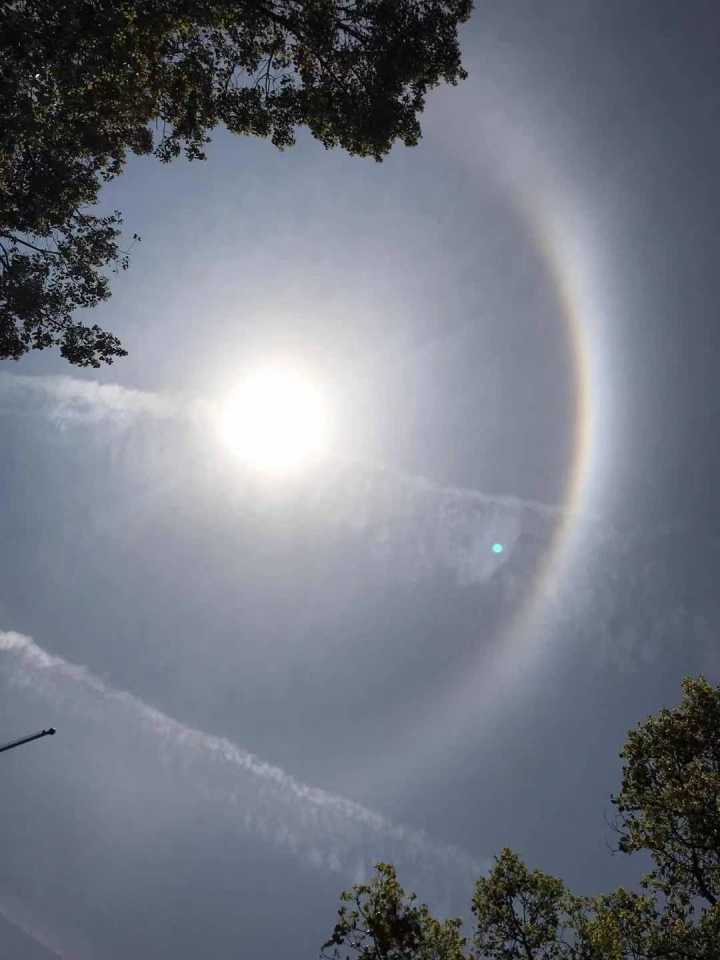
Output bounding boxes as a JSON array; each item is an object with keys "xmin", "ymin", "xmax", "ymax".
[
  {"xmin": 1, "ymin": 372, "xmax": 576, "ymax": 581},
  {"xmin": 0, "ymin": 372, "xmax": 177, "ymax": 426},
  {"xmin": 0, "ymin": 371, "xmax": 562, "ymax": 590},
  {"xmin": 0, "ymin": 893, "xmax": 72, "ymax": 960},
  {"xmin": 0, "ymin": 630, "xmax": 485, "ymax": 891},
  {"xmin": 5, "ymin": 372, "xmax": 678, "ymax": 667}
]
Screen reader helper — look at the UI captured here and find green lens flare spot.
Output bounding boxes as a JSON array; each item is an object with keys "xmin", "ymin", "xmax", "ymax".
[{"xmin": 492, "ymin": 542, "xmax": 504, "ymax": 554}]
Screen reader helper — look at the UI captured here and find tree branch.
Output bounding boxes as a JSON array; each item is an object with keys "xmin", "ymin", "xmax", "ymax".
[
  {"xmin": 689, "ymin": 846, "xmax": 717, "ymax": 907},
  {"xmin": 0, "ymin": 232, "xmax": 62, "ymax": 258}
]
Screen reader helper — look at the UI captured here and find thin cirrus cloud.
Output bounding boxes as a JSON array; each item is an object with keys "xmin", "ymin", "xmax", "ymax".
[
  {"xmin": 2, "ymin": 371, "xmax": 702, "ymax": 671},
  {"xmin": 0, "ymin": 371, "xmax": 540, "ymax": 584},
  {"xmin": 0, "ymin": 893, "xmax": 72, "ymax": 960},
  {"xmin": 0, "ymin": 629, "xmax": 486, "ymax": 886},
  {"xmin": 0, "ymin": 372, "xmax": 178, "ymax": 426}
]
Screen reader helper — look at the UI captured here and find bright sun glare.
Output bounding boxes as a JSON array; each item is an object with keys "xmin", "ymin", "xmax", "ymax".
[{"xmin": 220, "ymin": 366, "xmax": 330, "ymax": 473}]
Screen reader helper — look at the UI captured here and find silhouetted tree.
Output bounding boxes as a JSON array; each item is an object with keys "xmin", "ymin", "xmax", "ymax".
[
  {"xmin": 0, "ymin": 0, "xmax": 473, "ymax": 366},
  {"xmin": 321, "ymin": 677, "xmax": 720, "ymax": 959}
]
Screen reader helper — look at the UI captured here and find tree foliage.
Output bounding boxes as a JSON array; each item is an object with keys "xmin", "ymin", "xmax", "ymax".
[
  {"xmin": 471, "ymin": 848, "xmax": 591, "ymax": 960},
  {"xmin": 321, "ymin": 677, "xmax": 720, "ymax": 960},
  {"xmin": 612, "ymin": 676, "xmax": 720, "ymax": 909},
  {"xmin": 0, "ymin": 0, "xmax": 473, "ymax": 365},
  {"xmin": 321, "ymin": 862, "xmax": 468, "ymax": 960}
]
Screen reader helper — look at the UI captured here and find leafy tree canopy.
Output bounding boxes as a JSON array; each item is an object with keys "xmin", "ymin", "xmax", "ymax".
[
  {"xmin": 0, "ymin": 0, "xmax": 473, "ymax": 365},
  {"xmin": 321, "ymin": 677, "xmax": 720, "ymax": 959},
  {"xmin": 613, "ymin": 676, "xmax": 720, "ymax": 909}
]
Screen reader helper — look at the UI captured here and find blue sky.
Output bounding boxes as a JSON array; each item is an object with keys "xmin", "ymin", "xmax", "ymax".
[{"xmin": 2, "ymin": 3, "xmax": 720, "ymax": 957}]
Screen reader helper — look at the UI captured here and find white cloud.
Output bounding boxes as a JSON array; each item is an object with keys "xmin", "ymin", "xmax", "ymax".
[
  {"xmin": 0, "ymin": 372, "xmax": 177, "ymax": 426},
  {"xmin": 0, "ymin": 630, "xmax": 486, "ymax": 888},
  {"xmin": 0, "ymin": 372, "xmax": 560, "ymax": 588}
]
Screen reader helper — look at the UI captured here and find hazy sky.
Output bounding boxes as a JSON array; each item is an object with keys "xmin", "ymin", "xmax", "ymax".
[{"xmin": 2, "ymin": 2, "xmax": 720, "ymax": 957}]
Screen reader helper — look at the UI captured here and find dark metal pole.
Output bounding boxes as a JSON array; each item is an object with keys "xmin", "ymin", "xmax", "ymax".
[{"xmin": 0, "ymin": 728, "xmax": 56, "ymax": 755}]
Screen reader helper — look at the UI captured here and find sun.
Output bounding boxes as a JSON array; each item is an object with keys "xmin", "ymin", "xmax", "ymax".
[{"xmin": 219, "ymin": 366, "xmax": 330, "ymax": 473}]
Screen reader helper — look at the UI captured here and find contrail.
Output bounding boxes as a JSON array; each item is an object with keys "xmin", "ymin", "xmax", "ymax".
[
  {"xmin": 0, "ymin": 370, "xmax": 577, "ymax": 591},
  {"xmin": 0, "ymin": 893, "xmax": 72, "ymax": 959},
  {"xmin": 0, "ymin": 631, "xmax": 485, "ymax": 891},
  {"xmin": 0, "ymin": 369, "xmax": 574, "ymax": 516}
]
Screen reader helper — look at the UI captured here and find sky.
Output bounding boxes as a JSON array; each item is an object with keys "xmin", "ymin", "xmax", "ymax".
[{"xmin": 2, "ymin": 2, "xmax": 720, "ymax": 957}]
